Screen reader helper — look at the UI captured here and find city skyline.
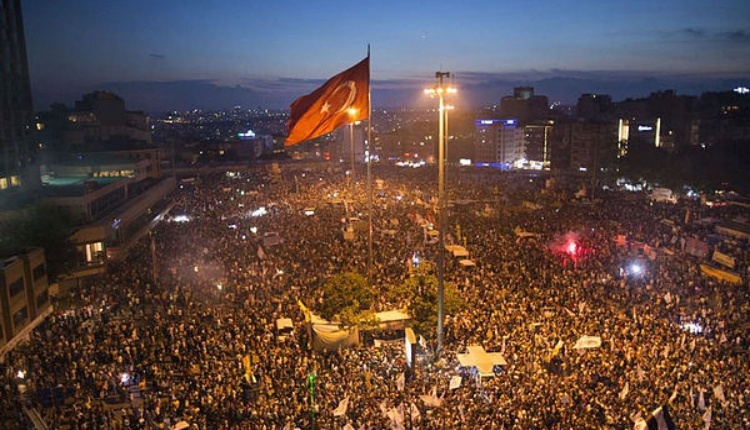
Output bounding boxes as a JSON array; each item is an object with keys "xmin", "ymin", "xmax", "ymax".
[{"xmin": 24, "ymin": 0, "xmax": 750, "ymax": 112}]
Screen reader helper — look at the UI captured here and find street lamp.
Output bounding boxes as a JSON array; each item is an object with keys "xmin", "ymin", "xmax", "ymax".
[
  {"xmin": 424, "ymin": 72, "xmax": 456, "ymax": 359},
  {"xmin": 348, "ymin": 108, "xmax": 358, "ymax": 183}
]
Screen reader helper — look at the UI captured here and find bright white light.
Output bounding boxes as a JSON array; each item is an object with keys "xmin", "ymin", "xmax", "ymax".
[
  {"xmin": 16, "ymin": 370, "xmax": 25, "ymax": 379},
  {"xmin": 238, "ymin": 129, "xmax": 256, "ymax": 138},
  {"xmin": 217, "ymin": 283, "xmax": 223, "ymax": 290},
  {"xmin": 412, "ymin": 254, "xmax": 421, "ymax": 266},
  {"xmin": 459, "ymin": 158, "xmax": 472, "ymax": 166},
  {"xmin": 228, "ymin": 224, "xmax": 237, "ymax": 230},
  {"xmin": 250, "ymin": 207, "xmax": 268, "ymax": 217},
  {"xmin": 304, "ymin": 209, "xmax": 315, "ymax": 216},
  {"xmin": 630, "ymin": 263, "xmax": 642, "ymax": 274},
  {"xmin": 680, "ymin": 322, "xmax": 703, "ymax": 334},
  {"xmin": 734, "ymin": 86, "xmax": 749, "ymax": 94},
  {"xmin": 194, "ymin": 266, "xmax": 199, "ymax": 273},
  {"xmin": 120, "ymin": 373, "xmax": 130, "ymax": 384},
  {"xmin": 173, "ymin": 215, "xmax": 190, "ymax": 223},
  {"xmin": 250, "ymin": 226, "xmax": 258, "ymax": 234}
]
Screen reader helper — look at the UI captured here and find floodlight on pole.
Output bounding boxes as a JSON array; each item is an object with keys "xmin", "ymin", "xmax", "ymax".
[{"xmin": 425, "ymin": 71, "xmax": 455, "ymax": 359}]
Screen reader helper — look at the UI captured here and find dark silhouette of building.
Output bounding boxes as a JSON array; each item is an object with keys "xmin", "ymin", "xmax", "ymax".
[
  {"xmin": 500, "ymin": 87, "xmax": 550, "ymax": 125},
  {"xmin": 696, "ymin": 90, "xmax": 750, "ymax": 146},
  {"xmin": 63, "ymin": 91, "xmax": 152, "ymax": 147},
  {"xmin": 1, "ymin": 248, "xmax": 52, "ymax": 357},
  {"xmin": 577, "ymin": 94, "xmax": 613, "ymax": 120},
  {"xmin": 550, "ymin": 120, "xmax": 618, "ymax": 173},
  {"xmin": 615, "ymin": 90, "xmax": 698, "ymax": 149},
  {"xmin": 0, "ymin": 0, "xmax": 35, "ymax": 192}
]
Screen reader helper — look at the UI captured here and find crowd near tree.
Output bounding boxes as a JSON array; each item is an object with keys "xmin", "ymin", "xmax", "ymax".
[{"xmin": 1, "ymin": 164, "xmax": 749, "ymax": 429}]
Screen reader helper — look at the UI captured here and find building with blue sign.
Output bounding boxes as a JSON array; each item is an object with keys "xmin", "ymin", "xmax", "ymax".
[{"xmin": 474, "ymin": 118, "xmax": 525, "ymax": 166}]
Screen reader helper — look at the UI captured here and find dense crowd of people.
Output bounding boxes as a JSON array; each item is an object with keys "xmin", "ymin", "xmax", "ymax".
[{"xmin": 1, "ymin": 164, "xmax": 749, "ymax": 429}]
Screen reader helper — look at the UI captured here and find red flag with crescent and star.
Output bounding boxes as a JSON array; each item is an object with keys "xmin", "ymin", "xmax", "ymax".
[{"xmin": 285, "ymin": 56, "xmax": 369, "ymax": 146}]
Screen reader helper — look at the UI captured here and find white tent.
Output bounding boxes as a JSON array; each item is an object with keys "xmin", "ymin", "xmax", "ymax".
[
  {"xmin": 276, "ymin": 318, "xmax": 294, "ymax": 341},
  {"xmin": 276, "ymin": 318, "xmax": 293, "ymax": 330},
  {"xmin": 311, "ymin": 324, "xmax": 360, "ymax": 351},
  {"xmin": 172, "ymin": 422, "xmax": 190, "ymax": 430},
  {"xmin": 514, "ymin": 226, "xmax": 541, "ymax": 239},
  {"xmin": 573, "ymin": 335, "xmax": 602, "ymax": 349},
  {"xmin": 445, "ymin": 245, "xmax": 469, "ymax": 258},
  {"xmin": 374, "ymin": 310, "xmax": 411, "ymax": 330}
]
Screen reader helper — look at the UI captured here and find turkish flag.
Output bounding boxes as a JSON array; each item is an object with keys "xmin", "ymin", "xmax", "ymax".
[{"xmin": 285, "ymin": 57, "xmax": 369, "ymax": 146}]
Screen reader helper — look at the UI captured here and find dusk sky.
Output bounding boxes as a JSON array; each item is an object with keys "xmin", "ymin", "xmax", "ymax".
[{"xmin": 23, "ymin": 0, "xmax": 750, "ymax": 113}]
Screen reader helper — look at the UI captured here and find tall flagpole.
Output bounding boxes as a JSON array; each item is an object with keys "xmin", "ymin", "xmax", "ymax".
[{"xmin": 366, "ymin": 45, "xmax": 374, "ymax": 280}]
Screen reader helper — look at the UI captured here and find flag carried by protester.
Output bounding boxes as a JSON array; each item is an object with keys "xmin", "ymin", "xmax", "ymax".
[
  {"xmin": 242, "ymin": 354, "xmax": 254, "ymax": 383},
  {"xmin": 713, "ymin": 384, "xmax": 726, "ymax": 406},
  {"xmin": 619, "ymin": 382, "xmax": 630, "ymax": 400},
  {"xmin": 286, "ymin": 56, "xmax": 370, "ymax": 146},
  {"xmin": 420, "ymin": 386, "xmax": 443, "ymax": 408},
  {"xmin": 333, "ymin": 396, "xmax": 350, "ymax": 416},
  {"xmin": 396, "ymin": 372, "xmax": 405, "ymax": 391},
  {"xmin": 633, "ymin": 404, "xmax": 677, "ymax": 430},
  {"xmin": 702, "ymin": 407, "xmax": 712, "ymax": 430},
  {"xmin": 410, "ymin": 403, "xmax": 421, "ymax": 421},
  {"xmin": 386, "ymin": 405, "xmax": 404, "ymax": 427}
]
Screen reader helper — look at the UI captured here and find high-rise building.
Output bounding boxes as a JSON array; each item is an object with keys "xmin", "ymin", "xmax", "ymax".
[
  {"xmin": 614, "ymin": 90, "xmax": 698, "ymax": 149},
  {"xmin": 550, "ymin": 120, "xmax": 619, "ymax": 172},
  {"xmin": 524, "ymin": 122, "xmax": 553, "ymax": 168},
  {"xmin": 0, "ymin": 0, "xmax": 35, "ymax": 192},
  {"xmin": 474, "ymin": 119, "xmax": 525, "ymax": 165}
]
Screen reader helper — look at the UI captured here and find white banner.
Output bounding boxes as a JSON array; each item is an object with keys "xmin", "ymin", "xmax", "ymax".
[{"xmin": 449, "ymin": 375, "xmax": 462, "ymax": 390}]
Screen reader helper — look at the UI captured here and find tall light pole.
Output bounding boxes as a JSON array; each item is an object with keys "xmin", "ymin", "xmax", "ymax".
[
  {"xmin": 424, "ymin": 72, "xmax": 456, "ymax": 358},
  {"xmin": 348, "ymin": 108, "xmax": 358, "ymax": 184}
]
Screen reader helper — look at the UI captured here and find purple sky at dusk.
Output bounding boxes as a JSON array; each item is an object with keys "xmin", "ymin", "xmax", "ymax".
[{"xmin": 22, "ymin": 0, "xmax": 750, "ymax": 112}]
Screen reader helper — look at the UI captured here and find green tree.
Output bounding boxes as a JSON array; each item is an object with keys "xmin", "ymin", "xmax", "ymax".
[
  {"xmin": 319, "ymin": 272, "xmax": 376, "ymax": 327},
  {"xmin": 391, "ymin": 262, "xmax": 464, "ymax": 338},
  {"xmin": 0, "ymin": 204, "xmax": 77, "ymax": 280}
]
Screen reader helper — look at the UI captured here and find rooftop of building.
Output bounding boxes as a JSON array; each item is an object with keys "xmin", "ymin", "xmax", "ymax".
[
  {"xmin": 40, "ymin": 176, "xmax": 127, "ymax": 198},
  {"xmin": 52, "ymin": 152, "xmax": 146, "ymax": 167}
]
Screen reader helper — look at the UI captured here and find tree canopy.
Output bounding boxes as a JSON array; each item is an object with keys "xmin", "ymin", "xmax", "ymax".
[
  {"xmin": 389, "ymin": 261, "xmax": 464, "ymax": 338},
  {"xmin": 318, "ymin": 271, "xmax": 376, "ymax": 327}
]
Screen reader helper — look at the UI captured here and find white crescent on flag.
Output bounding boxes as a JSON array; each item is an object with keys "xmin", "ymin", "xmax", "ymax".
[{"xmin": 320, "ymin": 80, "xmax": 357, "ymax": 115}]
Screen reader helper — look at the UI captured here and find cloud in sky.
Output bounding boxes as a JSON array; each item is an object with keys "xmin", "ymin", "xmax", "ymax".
[{"xmin": 32, "ymin": 69, "xmax": 749, "ymax": 114}]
